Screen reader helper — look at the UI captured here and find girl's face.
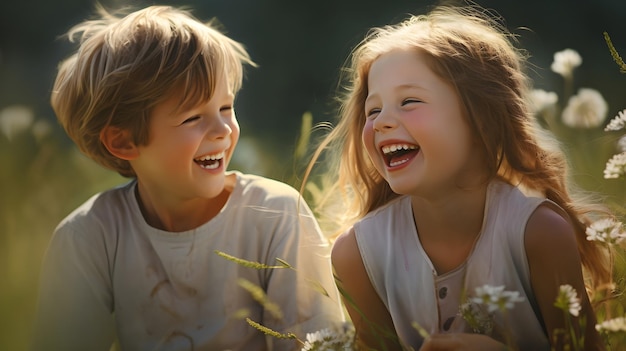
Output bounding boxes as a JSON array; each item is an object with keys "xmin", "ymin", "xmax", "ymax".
[
  {"xmin": 132, "ymin": 75, "xmax": 239, "ymax": 203},
  {"xmin": 362, "ymin": 50, "xmax": 485, "ymax": 197}
]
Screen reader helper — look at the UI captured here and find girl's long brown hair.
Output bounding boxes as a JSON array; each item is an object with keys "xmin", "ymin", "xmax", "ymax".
[{"xmin": 305, "ymin": 4, "xmax": 610, "ymax": 289}]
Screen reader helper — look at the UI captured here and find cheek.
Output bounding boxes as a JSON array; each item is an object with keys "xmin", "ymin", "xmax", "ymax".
[
  {"xmin": 361, "ymin": 120, "xmax": 377, "ymax": 160},
  {"xmin": 230, "ymin": 117, "xmax": 240, "ymax": 143},
  {"xmin": 172, "ymin": 134, "xmax": 201, "ymax": 161},
  {"xmin": 226, "ymin": 117, "xmax": 240, "ymax": 166}
]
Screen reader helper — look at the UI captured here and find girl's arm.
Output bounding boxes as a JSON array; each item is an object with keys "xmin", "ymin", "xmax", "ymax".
[
  {"xmin": 525, "ymin": 204, "xmax": 605, "ymax": 351},
  {"xmin": 332, "ymin": 227, "xmax": 403, "ymax": 351}
]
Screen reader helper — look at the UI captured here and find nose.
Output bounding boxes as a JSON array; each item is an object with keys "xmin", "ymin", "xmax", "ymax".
[
  {"xmin": 205, "ymin": 114, "xmax": 233, "ymax": 140},
  {"xmin": 372, "ymin": 108, "xmax": 397, "ymax": 133}
]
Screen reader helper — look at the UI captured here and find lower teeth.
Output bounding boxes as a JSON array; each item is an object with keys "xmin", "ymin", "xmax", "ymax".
[
  {"xmin": 390, "ymin": 158, "xmax": 409, "ymax": 167},
  {"xmin": 199, "ymin": 160, "xmax": 219, "ymax": 169}
]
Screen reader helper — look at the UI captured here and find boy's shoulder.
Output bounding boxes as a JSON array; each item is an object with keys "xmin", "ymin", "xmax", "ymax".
[
  {"xmin": 56, "ymin": 181, "xmax": 136, "ymax": 232},
  {"xmin": 230, "ymin": 172, "xmax": 319, "ymax": 217},
  {"xmin": 234, "ymin": 172, "xmax": 302, "ymax": 203}
]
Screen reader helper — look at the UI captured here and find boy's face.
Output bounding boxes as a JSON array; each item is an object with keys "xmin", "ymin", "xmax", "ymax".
[{"xmin": 131, "ymin": 76, "xmax": 239, "ymax": 202}]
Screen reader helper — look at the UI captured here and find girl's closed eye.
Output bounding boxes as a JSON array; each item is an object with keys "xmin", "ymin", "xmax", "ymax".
[
  {"xmin": 401, "ymin": 98, "xmax": 422, "ymax": 106},
  {"xmin": 220, "ymin": 105, "xmax": 233, "ymax": 114},
  {"xmin": 366, "ymin": 107, "xmax": 381, "ymax": 119}
]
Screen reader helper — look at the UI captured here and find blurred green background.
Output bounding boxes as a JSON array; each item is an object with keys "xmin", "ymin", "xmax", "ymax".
[{"xmin": 1, "ymin": 0, "xmax": 625, "ymax": 349}]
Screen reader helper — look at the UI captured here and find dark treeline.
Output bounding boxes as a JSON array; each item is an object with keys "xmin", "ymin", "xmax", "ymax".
[{"xmin": 1, "ymin": 0, "xmax": 625, "ymax": 153}]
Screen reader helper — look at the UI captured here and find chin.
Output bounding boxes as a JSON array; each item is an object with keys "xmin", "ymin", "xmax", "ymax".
[
  {"xmin": 388, "ymin": 180, "xmax": 427, "ymax": 197},
  {"xmin": 199, "ymin": 179, "xmax": 226, "ymax": 198},
  {"xmin": 387, "ymin": 183, "xmax": 412, "ymax": 196}
]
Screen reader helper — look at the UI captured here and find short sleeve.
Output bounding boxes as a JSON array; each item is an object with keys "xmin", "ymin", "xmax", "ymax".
[
  {"xmin": 31, "ymin": 216, "xmax": 116, "ymax": 351},
  {"xmin": 259, "ymin": 192, "xmax": 345, "ymax": 350}
]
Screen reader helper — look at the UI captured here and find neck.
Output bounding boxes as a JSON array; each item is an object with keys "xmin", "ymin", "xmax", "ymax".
[
  {"xmin": 410, "ymin": 182, "xmax": 489, "ymax": 274},
  {"xmin": 135, "ymin": 180, "xmax": 234, "ymax": 232},
  {"xmin": 410, "ymin": 181, "xmax": 488, "ymax": 243}
]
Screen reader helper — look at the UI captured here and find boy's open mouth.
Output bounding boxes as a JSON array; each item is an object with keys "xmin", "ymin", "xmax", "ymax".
[
  {"xmin": 381, "ymin": 143, "xmax": 420, "ymax": 167},
  {"xmin": 194, "ymin": 151, "xmax": 225, "ymax": 170}
]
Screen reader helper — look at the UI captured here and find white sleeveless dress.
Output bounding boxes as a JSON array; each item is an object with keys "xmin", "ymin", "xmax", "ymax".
[{"xmin": 354, "ymin": 179, "xmax": 551, "ymax": 350}]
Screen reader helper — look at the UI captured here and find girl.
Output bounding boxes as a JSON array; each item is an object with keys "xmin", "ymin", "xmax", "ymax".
[{"xmin": 307, "ymin": 4, "xmax": 610, "ymax": 351}]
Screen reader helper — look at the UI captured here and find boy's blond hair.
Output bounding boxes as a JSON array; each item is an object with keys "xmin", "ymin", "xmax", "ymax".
[{"xmin": 52, "ymin": 5, "xmax": 254, "ymax": 177}]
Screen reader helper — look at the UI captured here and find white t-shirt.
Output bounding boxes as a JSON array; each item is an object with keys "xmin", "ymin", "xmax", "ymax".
[
  {"xmin": 32, "ymin": 171, "xmax": 344, "ymax": 351},
  {"xmin": 354, "ymin": 179, "xmax": 550, "ymax": 350}
]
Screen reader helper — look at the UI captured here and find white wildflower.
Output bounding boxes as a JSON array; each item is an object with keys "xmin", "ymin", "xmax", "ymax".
[
  {"xmin": 551, "ymin": 49, "xmax": 582, "ymax": 78},
  {"xmin": 561, "ymin": 88, "xmax": 608, "ymax": 128},
  {"xmin": 301, "ymin": 323, "xmax": 356, "ymax": 351},
  {"xmin": 500, "ymin": 290, "xmax": 525, "ymax": 310},
  {"xmin": 554, "ymin": 284, "xmax": 581, "ymax": 317},
  {"xmin": 605, "ymin": 109, "xmax": 626, "ymax": 132},
  {"xmin": 604, "ymin": 152, "xmax": 626, "ymax": 179},
  {"xmin": 596, "ymin": 317, "xmax": 626, "ymax": 333},
  {"xmin": 0, "ymin": 105, "xmax": 34, "ymax": 141},
  {"xmin": 529, "ymin": 89, "xmax": 558, "ymax": 114},
  {"xmin": 459, "ymin": 301, "xmax": 494, "ymax": 334},
  {"xmin": 470, "ymin": 285, "xmax": 525, "ymax": 313},
  {"xmin": 586, "ymin": 218, "xmax": 626, "ymax": 245}
]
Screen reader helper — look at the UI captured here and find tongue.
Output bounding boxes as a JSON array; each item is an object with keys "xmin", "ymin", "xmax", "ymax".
[
  {"xmin": 197, "ymin": 159, "xmax": 219, "ymax": 169},
  {"xmin": 389, "ymin": 149, "xmax": 418, "ymax": 166}
]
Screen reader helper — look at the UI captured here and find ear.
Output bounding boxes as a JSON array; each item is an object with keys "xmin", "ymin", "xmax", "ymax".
[{"xmin": 100, "ymin": 126, "xmax": 139, "ymax": 160}]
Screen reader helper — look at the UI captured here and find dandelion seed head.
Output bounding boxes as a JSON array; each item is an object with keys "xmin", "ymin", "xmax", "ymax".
[
  {"xmin": 0, "ymin": 105, "xmax": 34, "ymax": 141},
  {"xmin": 551, "ymin": 49, "xmax": 582, "ymax": 77},
  {"xmin": 617, "ymin": 135, "xmax": 626, "ymax": 153},
  {"xmin": 562, "ymin": 88, "xmax": 608, "ymax": 128},
  {"xmin": 529, "ymin": 89, "xmax": 558, "ymax": 114},
  {"xmin": 32, "ymin": 119, "xmax": 52, "ymax": 142}
]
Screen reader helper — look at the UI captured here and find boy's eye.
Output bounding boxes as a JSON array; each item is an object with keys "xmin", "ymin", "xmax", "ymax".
[
  {"xmin": 220, "ymin": 105, "xmax": 233, "ymax": 112},
  {"xmin": 182, "ymin": 115, "xmax": 200, "ymax": 124}
]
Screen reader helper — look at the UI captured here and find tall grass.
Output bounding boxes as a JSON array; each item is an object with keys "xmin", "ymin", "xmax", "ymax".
[
  {"xmin": 1, "ymin": 42, "xmax": 625, "ymax": 348},
  {"xmin": 0, "ymin": 111, "xmax": 125, "ymax": 350}
]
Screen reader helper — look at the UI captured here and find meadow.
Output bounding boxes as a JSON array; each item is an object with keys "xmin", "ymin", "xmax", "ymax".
[
  {"xmin": 1, "ymin": 2, "xmax": 626, "ymax": 349},
  {"xmin": 2, "ymin": 50, "xmax": 626, "ymax": 347}
]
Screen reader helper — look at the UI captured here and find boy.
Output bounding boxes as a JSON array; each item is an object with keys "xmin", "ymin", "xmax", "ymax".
[{"xmin": 32, "ymin": 5, "xmax": 343, "ymax": 350}]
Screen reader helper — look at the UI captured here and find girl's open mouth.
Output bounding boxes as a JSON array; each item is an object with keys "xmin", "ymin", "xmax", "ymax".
[{"xmin": 382, "ymin": 143, "xmax": 420, "ymax": 168}]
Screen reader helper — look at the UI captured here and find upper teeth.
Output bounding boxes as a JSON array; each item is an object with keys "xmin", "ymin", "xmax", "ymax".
[
  {"xmin": 195, "ymin": 151, "xmax": 225, "ymax": 161},
  {"xmin": 382, "ymin": 144, "xmax": 418, "ymax": 155}
]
